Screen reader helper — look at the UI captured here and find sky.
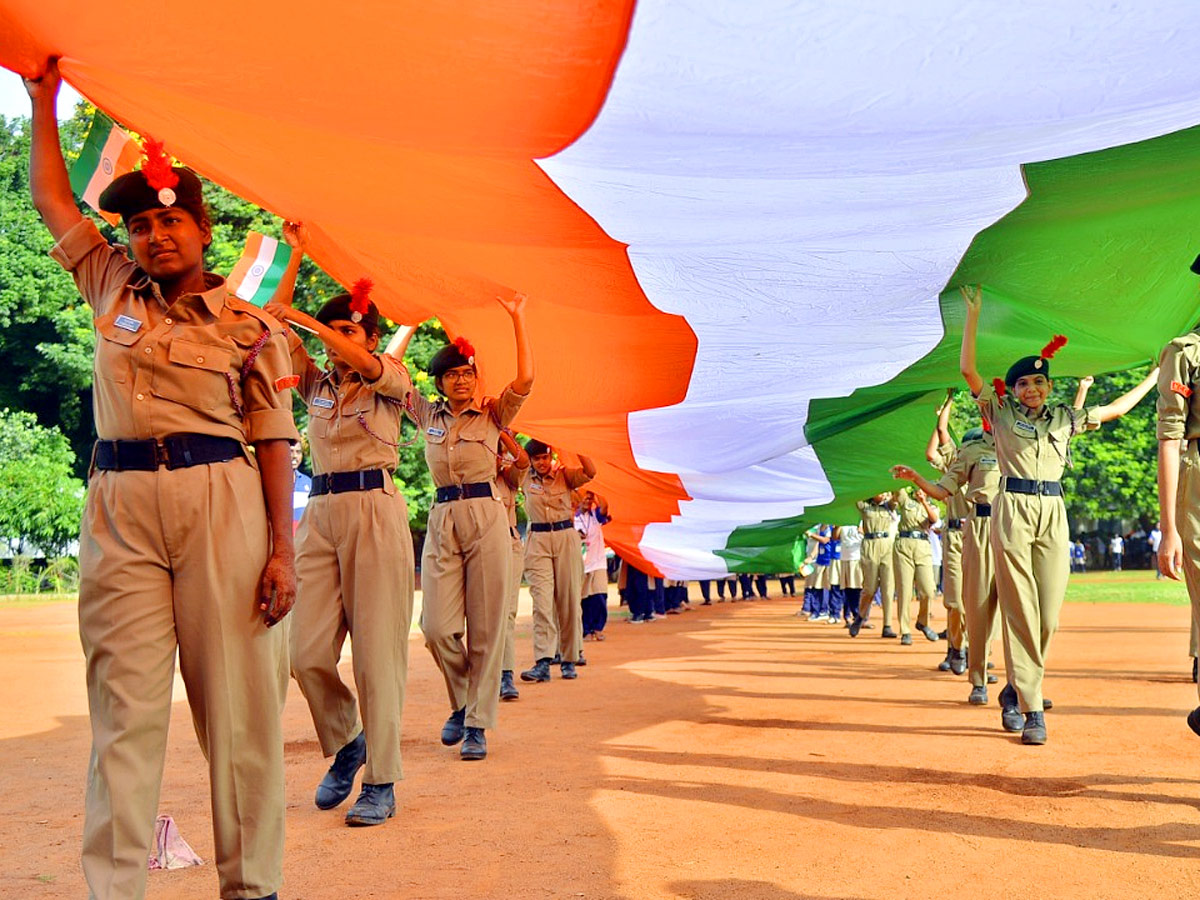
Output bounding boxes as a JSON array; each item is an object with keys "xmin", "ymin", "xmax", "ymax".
[{"xmin": 0, "ymin": 76, "xmax": 81, "ymax": 120}]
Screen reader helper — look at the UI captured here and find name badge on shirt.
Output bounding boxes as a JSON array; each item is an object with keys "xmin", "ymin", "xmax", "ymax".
[
  {"xmin": 426, "ymin": 426, "xmax": 446, "ymax": 438},
  {"xmin": 114, "ymin": 314, "xmax": 142, "ymax": 333},
  {"xmin": 528, "ymin": 482, "xmax": 544, "ymax": 493},
  {"xmin": 312, "ymin": 396, "xmax": 335, "ymax": 409},
  {"xmin": 980, "ymin": 456, "xmax": 999, "ymax": 469},
  {"xmin": 1012, "ymin": 420, "xmax": 1038, "ymax": 439}
]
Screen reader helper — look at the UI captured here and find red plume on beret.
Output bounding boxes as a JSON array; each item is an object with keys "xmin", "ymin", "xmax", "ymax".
[
  {"xmin": 1041, "ymin": 334, "xmax": 1068, "ymax": 359},
  {"xmin": 992, "ymin": 378, "xmax": 1007, "ymax": 398},
  {"xmin": 453, "ymin": 336, "xmax": 476, "ymax": 363},
  {"xmin": 349, "ymin": 278, "xmax": 373, "ymax": 319},
  {"xmin": 982, "ymin": 417, "xmax": 993, "ymax": 433},
  {"xmin": 139, "ymin": 137, "xmax": 179, "ymax": 192}
]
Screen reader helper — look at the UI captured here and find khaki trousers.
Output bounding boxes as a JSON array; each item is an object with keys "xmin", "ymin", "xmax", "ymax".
[
  {"xmin": 962, "ymin": 515, "xmax": 1003, "ymax": 688},
  {"xmin": 991, "ymin": 492, "xmax": 1070, "ymax": 713},
  {"xmin": 78, "ymin": 459, "xmax": 287, "ymax": 900},
  {"xmin": 857, "ymin": 537, "xmax": 895, "ymax": 624},
  {"xmin": 525, "ymin": 528, "xmax": 584, "ymax": 663},
  {"xmin": 1178, "ymin": 444, "xmax": 1200, "ymax": 701},
  {"xmin": 501, "ymin": 534, "xmax": 522, "ymax": 672},
  {"xmin": 893, "ymin": 537, "xmax": 936, "ymax": 635},
  {"xmin": 420, "ymin": 496, "xmax": 510, "ymax": 730},
  {"xmin": 942, "ymin": 528, "xmax": 966, "ymax": 651},
  {"xmin": 291, "ymin": 488, "xmax": 413, "ymax": 784}
]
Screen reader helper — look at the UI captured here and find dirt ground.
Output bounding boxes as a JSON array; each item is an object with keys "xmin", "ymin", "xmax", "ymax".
[{"xmin": 2, "ymin": 586, "xmax": 1199, "ymax": 900}]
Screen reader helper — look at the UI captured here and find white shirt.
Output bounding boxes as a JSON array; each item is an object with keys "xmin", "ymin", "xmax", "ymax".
[
  {"xmin": 1110, "ymin": 535, "xmax": 1124, "ymax": 554},
  {"xmin": 574, "ymin": 509, "xmax": 608, "ymax": 573},
  {"xmin": 1150, "ymin": 529, "xmax": 1163, "ymax": 552},
  {"xmin": 929, "ymin": 520, "xmax": 943, "ymax": 567},
  {"xmin": 839, "ymin": 525, "xmax": 863, "ymax": 562}
]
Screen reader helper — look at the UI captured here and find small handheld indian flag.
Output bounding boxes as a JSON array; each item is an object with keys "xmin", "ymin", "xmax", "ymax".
[
  {"xmin": 69, "ymin": 111, "xmax": 140, "ymax": 226},
  {"xmin": 227, "ymin": 232, "xmax": 298, "ymax": 307}
]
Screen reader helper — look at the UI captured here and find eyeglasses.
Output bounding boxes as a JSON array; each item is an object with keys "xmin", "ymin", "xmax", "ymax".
[{"xmin": 442, "ymin": 369, "xmax": 476, "ymax": 382}]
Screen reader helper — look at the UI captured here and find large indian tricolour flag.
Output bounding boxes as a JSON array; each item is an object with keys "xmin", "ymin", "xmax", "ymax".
[{"xmin": 4, "ymin": 1, "xmax": 1200, "ymax": 577}]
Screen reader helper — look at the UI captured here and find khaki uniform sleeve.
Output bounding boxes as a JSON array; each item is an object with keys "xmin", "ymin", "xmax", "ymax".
[
  {"xmin": 1079, "ymin": 405, "xmax": 1103, "ymax": 433},
  {"xmin": 1157, "ymin": 339, "xmax": 1193, "ymax": 441},
  {"xmin": 930, "ymin": 440, "xmax": 954, "ymax": 472},
  {"xmin": 494, "ymin": 385, "xmax": 529, "ymax": 427},
  {"xmin": 48, "ymin": 218, "xmax": 138, "ymax": 316},
  {"xmin": 564, "ymin": 466, "xmax": 594, "ymax": 490},
  {"xmin": 367, "ymin": 354, "xmax": 413, "ymax": 402},
  {"xmin": 501, "ymin": 463, "xmax": 525, "ymax": 489},
  {"xmin": 936, "ymin": 449, "xmax": 971, "ymax": 494},
  {"xmin": 407, "ymin": 389, "xmax": 435, "ymax": 430},
  {"xmin": 243, "ymin": 328, "xmax": 302, "ymax": 444},
  {"xmin": 975, "ymin": 381, "xmax": 999, "ymax": 421},
  {"xmin": 285, "ymin": 329, "xmax": 323, "ymax": 401}
]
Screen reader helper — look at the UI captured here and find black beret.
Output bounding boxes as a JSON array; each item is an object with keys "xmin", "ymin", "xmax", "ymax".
[
  {"xmin": 961, "ymin": 427, "xmax": 985, "ymax": 443},
  {"xmin": 524, "ymin": 438, "xmax": 551, "ymax": 457},
  {"xmin": 98, "ymin": 167, "xmax": 206, "ymax": 224},
  {"xmin": 316, "ymin": 294, "xmax": 380, "ymax": 335},
  {"xmin": 1004, "ymin": 354, "xmax": 1052, "ymax": 387},
  {"xmin": 428, "ymin": 343, "xmax": 475, "ymax": 378}
]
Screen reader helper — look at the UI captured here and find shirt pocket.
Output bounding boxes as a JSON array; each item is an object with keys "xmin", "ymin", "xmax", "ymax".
[
  {"xmin": 152, "ymin": 338, "xmax": 234, "ymax": 412},
  {"xmin": 94, "ymin": 312, "xmax": 144, "ymax": 384}
]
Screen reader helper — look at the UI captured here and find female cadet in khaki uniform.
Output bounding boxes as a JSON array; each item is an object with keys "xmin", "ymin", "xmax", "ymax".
[
  {"xmin": 25, "ymin": 61, "xmax": 297, "ymax": 900},
  {"xmin": 891, "ymin": 487, "xmax": 941, "ymax": 645},
  {"xmin": 894, "ymin": 426, "xmax": 1005, "ymax": 706},
  {"xmin": 1155, "ymin": 280, "xmax": 1200, "ymax": 735},
  {"xmin": 265, "ymin": 226, "xmax": 415, "ymax": 827},
  {"xmin": 406, "ymin": 299, "xmax": 533, "ymax": 761},
  {"xmin": 849, "ymin": 494, "xmax": 897, "ymax": 637},
  {"xmin": 519, "ymin": 442, "xmax": 597, "ymax": 682},
  {"xmin": 496, "ymin": 431, "xmax": 530, "ymax": 701},
  {"xmin": 927, "ymin": 392, "xmax": 969, "ymax": 673},
  {"xmin": 960, "ymin": 284, "xmax": 1156, "ymax": 744}
]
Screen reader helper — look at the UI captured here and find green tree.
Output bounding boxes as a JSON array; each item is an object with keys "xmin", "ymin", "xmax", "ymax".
[{"xmin": 0, "ymin": 408, "xmax": 85, "ymax": 556}]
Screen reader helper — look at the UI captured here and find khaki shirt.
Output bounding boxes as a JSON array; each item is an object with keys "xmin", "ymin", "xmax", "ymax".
[
  {"xmin": 51, "ymin": 219, "xmax": 298, "ymax": 447},
  {"xmin": 931, "ymin": 441, "xmax": 971, "ymax": 520},
  {"xmin": 287, "ymin": 338, "xmax": 407, "ymax": 475},
  {"xmin": 936, "ymin": 435, "xmax": 1002, "ymax": 508},
  {"xmin": 407, "ymin": 384, "xmax": 527, "ymax": 488},
  {"xmin": 857, "ymin": 497, "xmax": 896, "ymax": 537},
  {"xmin": 1157, "ymin": 332, "xmax": 1200, "ymax": 440},
  {"xmin": 894, "ymin": 489, "xmax": 932, "ymax": 533},
  {"xmin": 975, "ymin": 382, "xmax": 1100, "ymax": 482},
  {"xmin": 522, "ymin": 465, "xmax": 592, "ymax": 524}
]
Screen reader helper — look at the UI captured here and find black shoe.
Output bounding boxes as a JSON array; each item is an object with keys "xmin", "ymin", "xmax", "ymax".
[
  {"xmin": 987, "ymin": 674, "xmax": 998, "ymax": 684},
  {"xmin": 520, "ymin": 659, "xmax": 552, "ymax": 683},
  {"xmin": 848, "ymin": 618, "xmax": 863, "ymax": 638},
  {"xmin": 315, "ymin": 731, "xmax": 366, "ymax": 810},
  {"xmin": 937, "ymin": 629, "xmax": 948, "ymax": 640},
  {"xmin": 986, "ymin": 661, "xmax": 995, "ymax": 669},
  {"xmin": 881, "ymin": 627, "xmax": 897, "ymax": 639},
  {"xmin": 999, "ymin": 683, "xmax": 1023, "ymax": 733},
  {"xmin": 1193, "ymin": 657, "xmax": 1198, "ymax": 684},
  {"xmin": 968, "ymin": 685, "xmax": 988, "ymax": 705},
  {"xmin": 1021, "ymin": 711, "xmax": 1047, "ymax": 745},
  {"xmin": 577, "ymin": 652, "xmax": 587, "ymax": 667},
  {"xmin": 919, "ymin": 624, "xmax": 939, "ymax": 642},
  {"xmin": 937, "ymin": 648, "xmax": 953, "ymax": 672},
  {"xmin": 499, "ymin": 670, "xmax": 520, "ymax": 701},
  {"xmin": 345, "ymin": 783, "xmax": 395, "ymax": 826},
  {"xmin": 552, "ymin": 653, "xmax": 563, "ymax": 665},
  {"xmin": 950, "ymin": 649, "xmax": 967, "ymax": 676},
  {"xmin": 1043, "ymin": 698, "xmax": 1054, "ymax": 711},
  {"xmin": 900, "ymin": 634, "xmax": 913, "ymax": 646},
  {"xmin": 461, "ymin": 727, "xmax": 487, "ymax": 760},
  {"xmin": 1187, "ymin": 707, "xmax": 1200, "ymax": 738},
  {"xmin": 441, "ymin": 708, "xmax": 466, "ymax": 746},
  {"xmin": 561, "ymin": 661, "xmax": 578, "ymax": 679},
  {"xmin": 251, "ymin": 895, "xmax": 278, "ymax": 900}
]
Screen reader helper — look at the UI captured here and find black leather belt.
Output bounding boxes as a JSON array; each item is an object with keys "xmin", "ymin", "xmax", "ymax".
[
  {"xmin": 94, "ymin": 435, "xmax": 241, "ymax": 471},
  {"xmin": 947, "ymin": 519, "xmax": 963, "ymax": 530},
  {"xmin": 1003, "ymin": 477, "xmax": 1062, "ymax": 496},
  {"xmin": 435, "ymin": 482, "xmax": 493, "ymax": 503},
  {"xmin": 897, "ymin": 530, "xmax": 927, "ymax": 539},
  {"xmin": 311, "ymin": 469, "xmax": 386, "ymax": 496},
  {"xmin": 863, "ymin": 531, "xmax": 891, "ymax": 540},
  {"xmin": 974, "ymin": 503, "xmax": 992, "ymax": 518},
  {"xmin": 530, "ymin": 519, "xmax": 574, "ymax": 532}
]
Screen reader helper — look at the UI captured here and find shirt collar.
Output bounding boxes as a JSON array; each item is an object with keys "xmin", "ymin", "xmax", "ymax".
[{"xmin": 131, "ymin": 269, "xmax": 227, "ymax": 317}]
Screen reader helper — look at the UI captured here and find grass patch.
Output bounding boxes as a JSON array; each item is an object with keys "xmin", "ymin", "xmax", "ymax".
[
  {"xmin": 0, "ymin": 592, "xmax": 76, "ymax": 608},
  {"xmin": 1065, "ymin": 571, "xmax": 1190, "ymax": 606}
]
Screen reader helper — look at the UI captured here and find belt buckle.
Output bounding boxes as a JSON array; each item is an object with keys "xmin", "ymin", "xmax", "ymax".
[{"xmin": 155, "ymin": 441, "xmax": 171, "ymax": 470}]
